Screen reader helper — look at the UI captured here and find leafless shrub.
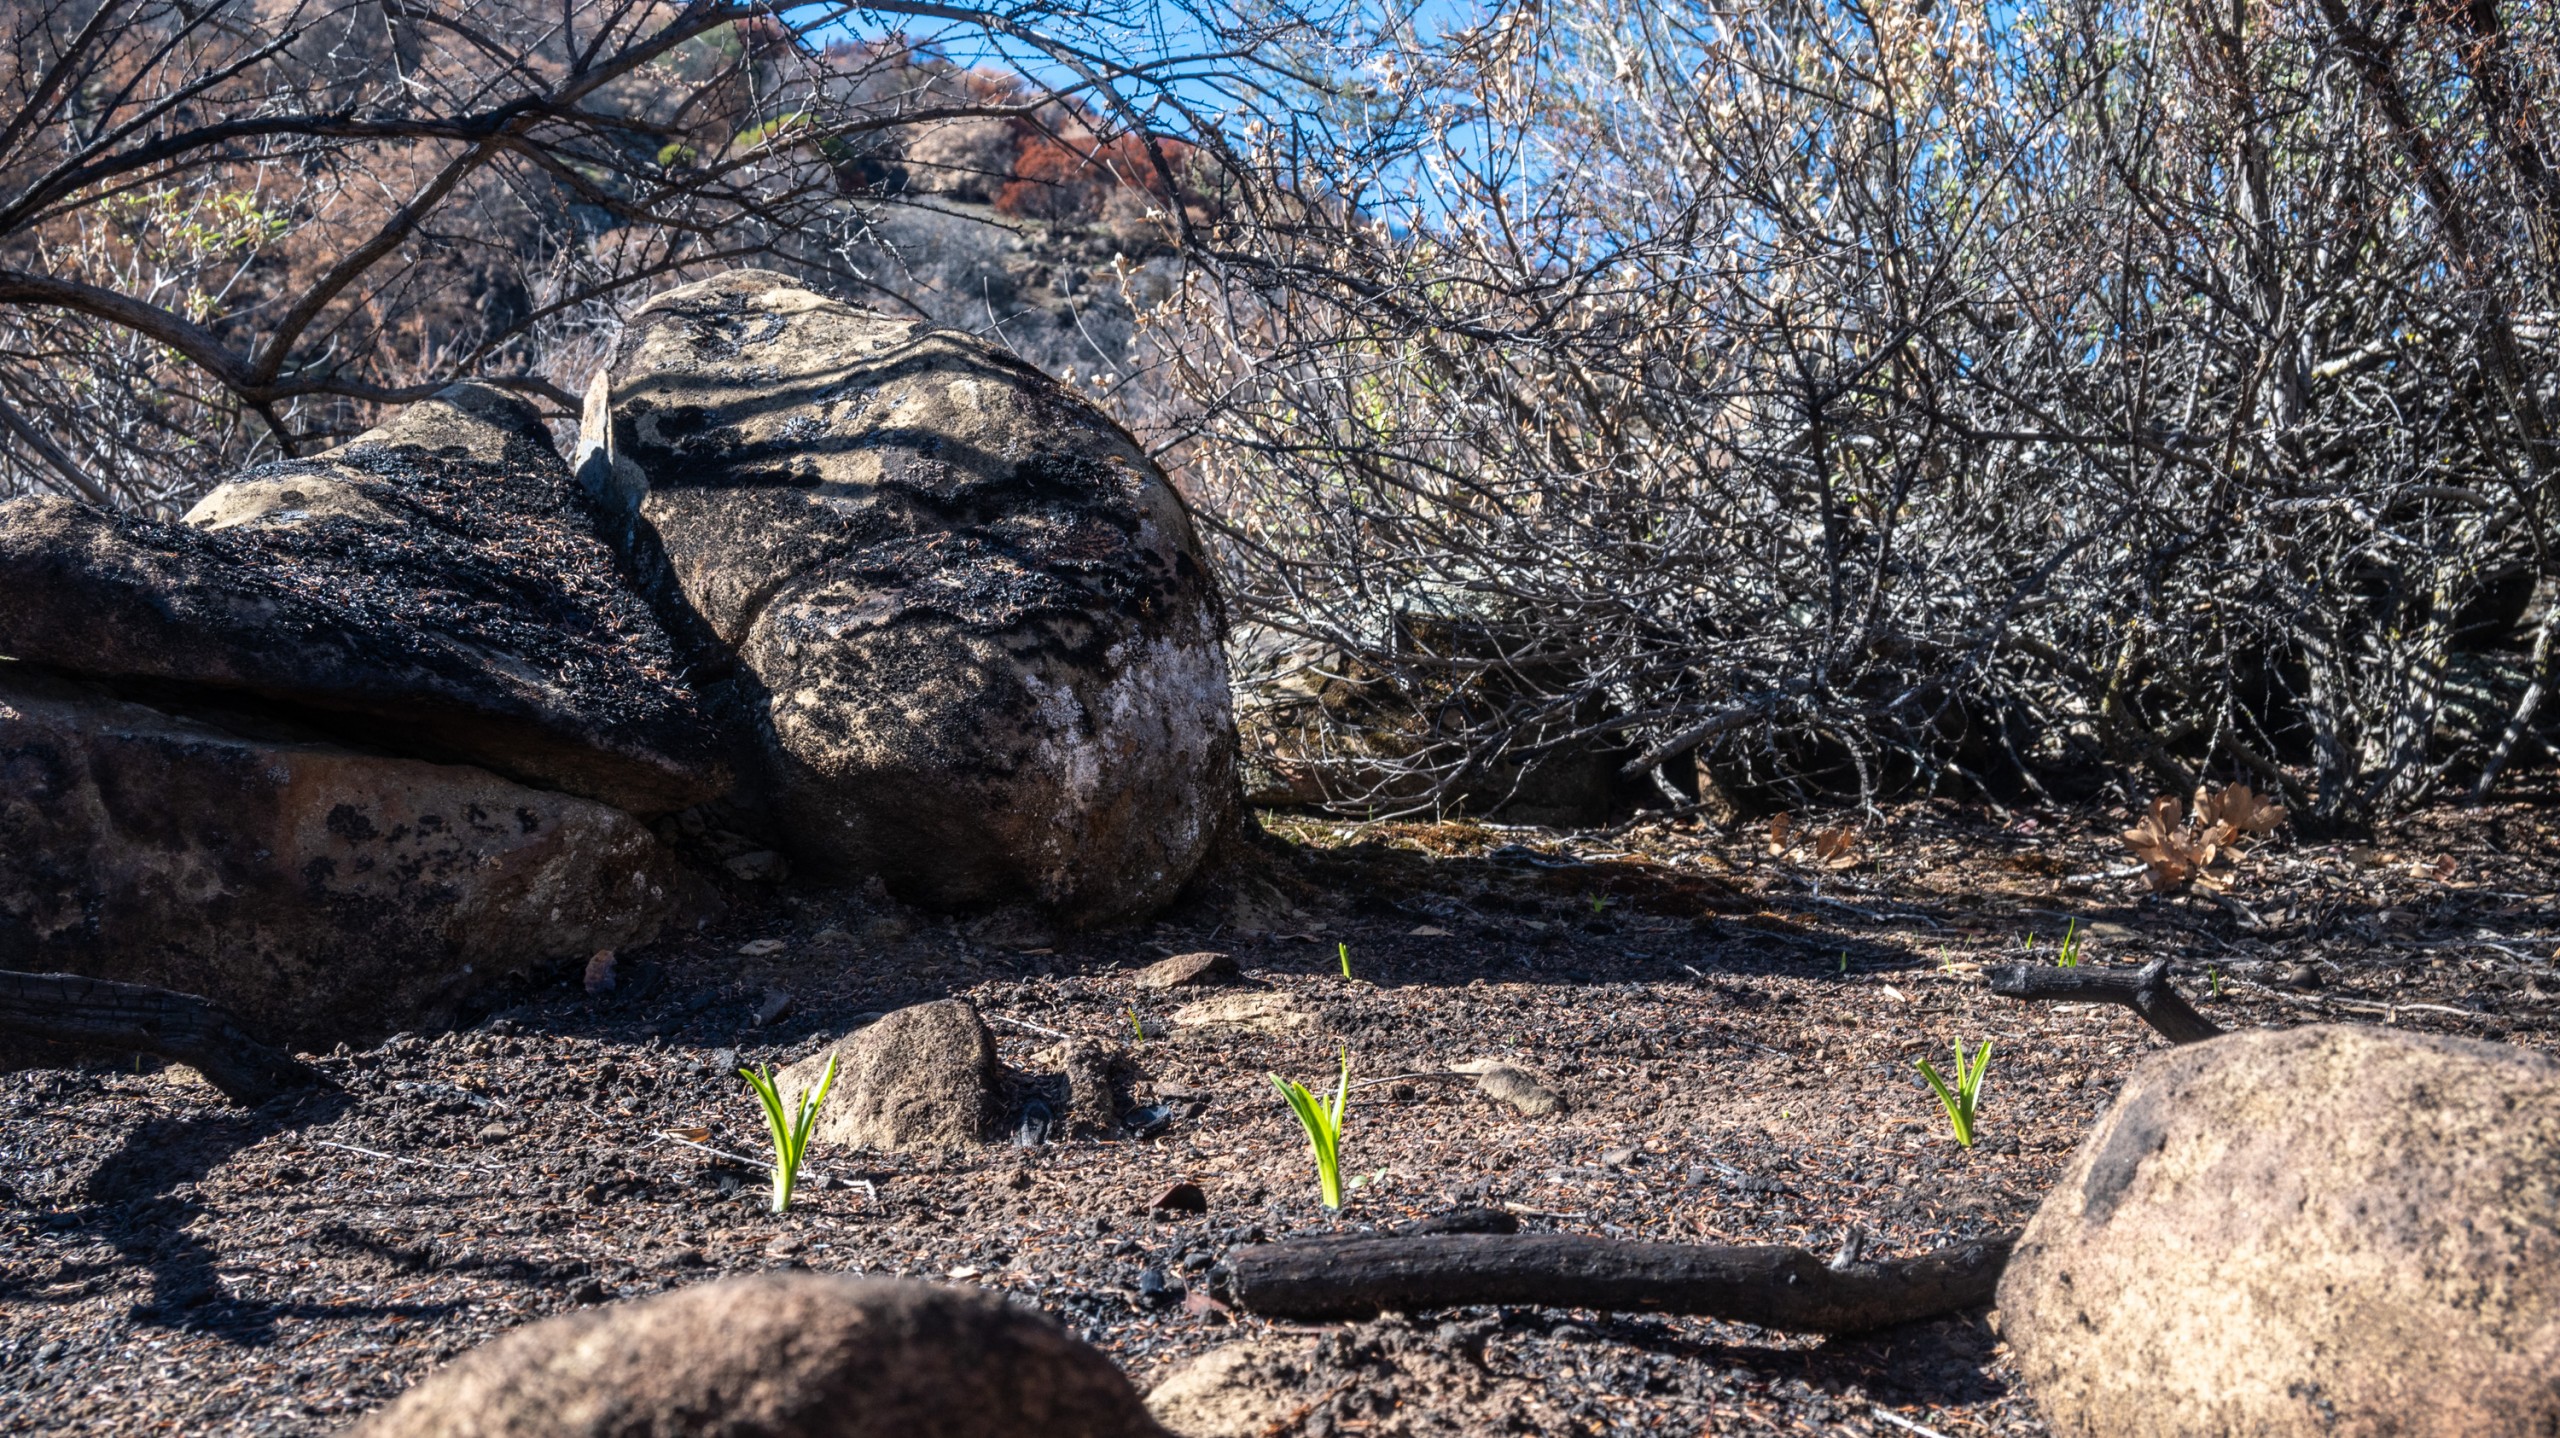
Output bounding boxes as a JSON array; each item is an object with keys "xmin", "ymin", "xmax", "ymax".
[
  {"xmin": 0, "ymin": 0, "xmax": 1302, "ymax": 512},
  {"xmin": 1155, "ymin": 0, "xmax": 2560, "ymax": 824}
]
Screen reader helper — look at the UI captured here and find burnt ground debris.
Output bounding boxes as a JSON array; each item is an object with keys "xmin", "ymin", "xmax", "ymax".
[{"xmin": 4, "ymin": 794, "xmax": 2559, "ymax": 1435}]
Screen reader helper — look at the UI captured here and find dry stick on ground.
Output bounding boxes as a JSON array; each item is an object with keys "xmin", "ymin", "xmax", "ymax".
[
  {"xmin": 0, "ymin": 969, "xmax": 323, "ymax": 1104},
  {"xmin": 1227, "ymin": 1231, "xmax": 2016, "ymax": 1331},
  {"xmin": 1984, "ymin": 958, "xmax": 2223, "ymax": 1045}
]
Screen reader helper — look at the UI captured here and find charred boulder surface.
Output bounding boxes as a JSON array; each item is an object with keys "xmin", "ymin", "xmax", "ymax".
[
  {"xmin": 0, "ymin": 383, "xmax": 729, "ymax": 815},
  {"xmin": 0, "ymin": 666, "xmax": 681, "ymax": 1048},
  {"xmin": 580, "ymin": 270, "xmax": 1237, "ymax": 925}
]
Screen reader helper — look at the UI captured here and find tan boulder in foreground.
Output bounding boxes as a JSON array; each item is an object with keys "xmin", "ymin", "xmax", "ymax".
[
  {"xmin": 1998, "ymin": 1024, "xmax": 2560, "ymax": 1437},
  {"xmin": 354, "ymin": 1273, "xmax": 1167, "ymax": 1437}
]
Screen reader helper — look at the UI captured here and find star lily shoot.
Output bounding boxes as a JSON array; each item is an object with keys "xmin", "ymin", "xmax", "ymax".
[
  {"xmin": 739, "ymin": 1052, "xmax": 838, "ymax": 1214},
  {"xmin": 1271, "ymin": 1046, "xmax": 1353, "ymax": 1209},
  {"xmin": 1916, "ymin": 1039, "xmax": 1992, "ymax": 1148}
]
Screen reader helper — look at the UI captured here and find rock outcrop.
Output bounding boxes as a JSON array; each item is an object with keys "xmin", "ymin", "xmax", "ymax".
[
  {"xmin": 0, "ymin": 384, "xmax": 711, "ymax": 1045},
  {"xmin": 353, "ymin": 1273, "xmax": 1168, "ymax": 1438},
  {"xmin": 0, "ymin": 383, "xmax": 729, "ymax": 814},
  {"xmin": 779, "ymin": 999, "xmax": 1003, "ymax": 1152},
  {"xmin": 580, "ymin": 270, "xmax": 1237, "ymax": 924},
  {"xmin": 1998, "ymin": 1025, "xmax": 2560, "ymax": 1437},
  {"xmin": 0, "ymin": 666, "xmax": 680, "ymax": 1047}
]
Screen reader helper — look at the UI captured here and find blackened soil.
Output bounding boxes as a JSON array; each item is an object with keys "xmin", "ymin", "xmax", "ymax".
[{"xmin": 5, "ymin": 799, "xmax": 2557, "ymax": 1436}]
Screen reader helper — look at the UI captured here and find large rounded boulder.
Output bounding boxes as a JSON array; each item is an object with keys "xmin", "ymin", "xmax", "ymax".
[
  {"xmin": 0, "ymin": 383, "xmax": 730, "ymax": 813},
  {"xmin": 579, "ymin": 270, "xmax": 1237, "ymax": 924},
  {"xmin": 353, "ymin": 1273, "xmax": 1168, "ymax": 1437},
  {"xmin": 0, "ymin": 384, "xmax": 712, "ymax": 1045},
  {"xmin": 0, "ymin": 666, "xmax": 680, "ymax": 1047},
  {"xmin": 1998, "ymin": 1024, "xmax": 2560, "ymax": 1437}
]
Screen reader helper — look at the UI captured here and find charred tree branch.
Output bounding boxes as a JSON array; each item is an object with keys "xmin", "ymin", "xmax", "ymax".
[
  {"xmin": 1985, "ymin": 958, "xmax": 2223, "ymax": 1045},
  {"xmin": 1227, "ymin": 1231, "xmax": 2015, "ymax": 1332}
]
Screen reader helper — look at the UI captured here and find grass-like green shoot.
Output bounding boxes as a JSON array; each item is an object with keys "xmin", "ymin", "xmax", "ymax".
[
  {"xmin": 1337, "ymin": 941, "xmax": 1353, "ymax": 980},
  {"xmin": 1127, "ymin": 1002, "xmax": 1146, "ymax": 1044},
  {"xmin": 1836, "ymin": 949, "xmax": 1849, "ymax": 974},
  {"xmin": 738, "ymin": 1051, "xmax": 837, "ymax": 1214},
  {"xmin": 1270, "ymin": 1045, "xmax": 1352, "ymax": 1209},
  {"xmin": 1916, "ymin": 1039, "xmax": 1992, "ymax": 1148},
  {"xmin": 2055, "ymin": 919, "xmax": 2083, "ymax": 968}
]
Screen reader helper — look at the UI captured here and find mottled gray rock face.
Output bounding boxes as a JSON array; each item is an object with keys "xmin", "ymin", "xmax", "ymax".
[
  {"xmin": 1999, "ymin": 1025, "xmax": 2560, "ymax": 1438},
  {"xmin": 0, "ymin": 383, "xmax": 730, "ymax": 816},
  {"xmin": 353, "ymin": 1273, "xmax": 1169, "ymax": 1438},
  {"xmin": 581, "ymin": 269, "xmax": 1238, "ymax": 925},
  {"xmin": 779, "ymin": 999, "xmax": 1002, "ymax": 1153},
  {"xmin": 0, "ymin": 666, "xmax": 682, "ymax": 1047}
]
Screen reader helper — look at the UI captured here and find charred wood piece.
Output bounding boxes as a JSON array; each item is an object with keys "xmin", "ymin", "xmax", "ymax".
[
  {"xmin": 1227, "ymin": 1230, "xmax": 2014, "ymax": 1332},
  {"xmin": 0, "ymin": 969, "xmax": 324, "ymax": 1104},
  {"xmin": 1985, "ymin": 957, "xmax": 2223, "ymax": 1045}
]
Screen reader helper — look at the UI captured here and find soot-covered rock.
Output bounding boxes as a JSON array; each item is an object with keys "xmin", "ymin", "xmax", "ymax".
[
  {"xmin": 0, "ymin": 666, "xmax": 682, "ymax": 1047},
  {"xmin": 353, "ymin": 1273, "xmax": 1168, "ymax": 1438},
  {"xmin": 0, "ymin": 383, "xmax": 729, "ymax": 815},
  {"xmin": 580, "ymin": 270, "xmax": 1238, "ymax": 924},
  {"xmin": 1999, "ymin": 1025, "xmax": 2560, "ymax": 1437}
]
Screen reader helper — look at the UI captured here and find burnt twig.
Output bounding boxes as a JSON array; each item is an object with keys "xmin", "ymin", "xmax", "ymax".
[{"xmin": 1984, "ymin": 957, "xmax": 2223, "ymax": 1045}]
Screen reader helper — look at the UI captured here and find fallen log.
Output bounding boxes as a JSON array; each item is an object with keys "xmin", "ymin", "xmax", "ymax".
[
  {"xmin": 0, "ymin": 969, "xmax": 324, "ymax": 1104},
  {"xmin": 1227, "ymin": 1230, "xmax": 2014, "ymax": 1332},
  {"xmin": 1985, "ymin": 957, "xmax": 2222, "ymax": 1045}
]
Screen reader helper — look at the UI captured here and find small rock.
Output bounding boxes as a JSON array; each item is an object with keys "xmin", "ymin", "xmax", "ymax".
[
  {"xmin": 1152, "ymin": 1181, "xmax": 1209, "ymax": 1217},
  {"xmin": 1014, "ymin": 1099, "xmax": 1057, "ymax": 1148},
  {"xmin": 666, "ymin": 1247, "xmax": 706, "ymax": 1268},
  {"xmin": 723, "ymin": 850, "xmax": 790, "ymax": 883},
  {"xmin": 1145, "ymin": 1342, "xmax": 1303, "ymax": 1438},
  {"xmin": 860, "ymin": 915, "xmax": 914, "ymax": 946},
  {"xmin": 1387, "ymin": 1082, "xmax": 1417, "ymax": 1102},
  {"xmin": 753, "ymin": 989, "xmax": 794, "ymax": 1026},
  {"xmin": 765, "ymin": 1237, "xmax": 804, "ymax": 1259},
  {"xmin": 1447, "ymin": 1059, "xmax": 1565, "ymax": 1117},
  {"xmin": 583, "ymin": 949, "xmax": 617, "ymax": 995},
  {"xmin": 349, "ymin": 1273, "xmax": 1162, "ymax": 1437},
  {"xmin": 1123, "ymin": 1104, "xmax": 1174, "ymax": 1139},
  {"xmin": 737, "ymin": 938, "xmax": 787, "ymax": 958},
  {"xmin": 1136, "ymin": 1267, "xmax": 1180, "ymax": 1308},
  {"xmin": 811, "ymin": 928, "xmax": 853, "ymax": 945},
  {"xmin": 1134, "ymin": 951, "xmax": 1240, "ymax": 990},
  {"xmin": 36, "ymin": 1341, "xmax": 64, "ymax": 1362},
  {"xmin": 476, "ymin": 1122, "xmax": 516, "ymax": 1144},
  {"xmin": 567, "ymin": 1279, "xmax": 610, "ymax": 1305},
  {"xmin": 2282, "ymin": 962, "xmax": 2324, "ymax": 990},
  {"xmin": 1169, "ymin": 992, "xmax": 1307, "ymax": 1034},
  {"xmin": 1600, "ymin": 1146, "xmax": 1640, "ymax": 1169},
  {"xmin": 775, "ymin": 1000, "xmax": 1002, "ymax": 1153},
  {"xmin": 1059, "ymin": 1041, "xmax": 1124, "ymax": 1137}
]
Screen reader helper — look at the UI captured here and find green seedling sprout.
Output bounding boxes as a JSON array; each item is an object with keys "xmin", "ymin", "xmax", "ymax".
[
  {"xmin": 1337, "ymin": 941, "xmax": 1354, "ymax": 980},
  {"xmin": 1127, "ymin": 1003, "xmax": 1146, "ymax": 1044},
  {"xmin": 2209, "ymin": 967, "xmax": 2224, "ymax": 998},
  {"xmin": 2056, "ymin": 919, "xmax": 2083, "ymax": 968},
  {"xmin": 738, "ymin": 1051, "xmax": 837, "ymax": 1214},
  {"xmin": 1916, "ymin": 1039, "xmax": 1992, "ymax": 1148},
  {"xmin": 1270, "ymin": 1045, "xmax": 1352, "ymax": 1209},
  {"xmin": 1836, "ymin": 949, "xmax": 1849, "ymax": 975}
]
